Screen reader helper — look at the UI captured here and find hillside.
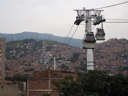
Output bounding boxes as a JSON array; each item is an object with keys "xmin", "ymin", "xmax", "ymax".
[
  {"xmin": 0, "ymin": 32, "xmax": 82, "ymax": 47},
  {"xmin": 94, "ymin": 38, "xmax": 128, "ymax": 74},
  {"xmin": 5, "ymin": 38, "xmax": 128, "ymax": 75},
  {"xmin": 6, "ymin": 39, "xmax": 67, "ymax": 60},
  {"xmin": 6, "ymin": 39, "xmax": 76, "ymax": 74}
]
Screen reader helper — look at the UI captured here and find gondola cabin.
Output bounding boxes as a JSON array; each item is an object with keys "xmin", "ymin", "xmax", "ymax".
[
  {"xmin": 83, "ymin": 32, "xmax": 96, "ymax": 49},
  {"xmin": 95, "ymin": 28, "xmax": 105, "ymax": 40},
  {"xmin": 66, "ymin": 58, "xmax": 71, "ymax": 63}
]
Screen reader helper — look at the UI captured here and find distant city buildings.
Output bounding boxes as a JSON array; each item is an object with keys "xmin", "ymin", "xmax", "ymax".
[
  {"xmin": 0, "ymin": 38, "xmax": 5, "ymax": 80},
  {"xmin": 4, "ymin": 38, "xmax": 128, "ymax": 76}
]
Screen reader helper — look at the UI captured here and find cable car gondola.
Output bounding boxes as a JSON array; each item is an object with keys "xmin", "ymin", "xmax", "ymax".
[
  {"xmin": 83, "ymin": 32, "xmax": 96, "ymax": 49},
  {"xmin": 95, "ymin": 28, "xmax": 105, "ymax": 40}
]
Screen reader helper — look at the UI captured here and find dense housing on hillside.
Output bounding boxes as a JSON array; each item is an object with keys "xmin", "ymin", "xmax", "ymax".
[
  {"xmin": 0, "ymin": 38, "xmax": 5, "ymax": 80},
  {"xmin": 5, "ymin": 38, "xmax": 128, "ymax": 77}
]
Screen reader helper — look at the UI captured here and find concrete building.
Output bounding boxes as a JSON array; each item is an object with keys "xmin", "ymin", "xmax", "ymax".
[
  {"xmin": 0, "ymin": 83, "xmax": 19, "ymax": 96},
  {"xmin": 0, "ymin": 38, "xmax": 5, "ymax": 80},
  {"xmin": 27, "ymin": 70, "xmax": 77, "ymax": 96}
]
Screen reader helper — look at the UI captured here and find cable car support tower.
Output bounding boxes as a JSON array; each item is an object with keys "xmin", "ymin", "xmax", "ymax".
[{"xmin": 74, "ymin": 8, "xmax": 106, "ymax": 71}]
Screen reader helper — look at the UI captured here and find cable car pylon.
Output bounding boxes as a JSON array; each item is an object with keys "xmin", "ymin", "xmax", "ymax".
[{"xmin": 74, "ymin": 7, "xmax": 106, "ymax": 71}]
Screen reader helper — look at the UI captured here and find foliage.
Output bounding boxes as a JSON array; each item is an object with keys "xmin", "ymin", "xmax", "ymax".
[
  {"xmin": 77, "ymin": 71, "xmax": 110, "ymax": 96},
  {"xmin": 54, "ymin": 71, "xmax": 128, "ymax": 96},
  {"xmin": 5, "ymin": 74, "xmax": 29, "ymax": 82},
  {"xmin": 109, "ymin": 74, "xmax": 128, "ymax": 96},
  {"xmin": 75, "ymin": 61, "xmax": 87, "ymax": 72},
  {"xmin": 71, "ymin": 53, "xmax": 80, "ymax": 63},
  {"xmin": 13, "ymin": 74, "xmax": 29, "ymax": 81},
  {"xmin": 24, "ymin": 68, "xmax": 34, "ymax": 72},
  {"xmin": 42, "ymin": 94, "xmax": 51, "ymax": 96},
  {"xmin": 59, "ymin": 64, "xmax": 69, "ymax": 70},
  {"xmin": 53, "ymin": 75, "xmax": 81, "ymax": 96}
]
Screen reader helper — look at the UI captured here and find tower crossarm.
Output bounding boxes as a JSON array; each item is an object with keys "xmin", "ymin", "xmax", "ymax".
[
  {"xmin": 75, "ymin": 8, "xmax": 103, "ymax": 19},
  {"xmin": 74, "ymin": 8, "xmax": 105, "ymax": 25}
]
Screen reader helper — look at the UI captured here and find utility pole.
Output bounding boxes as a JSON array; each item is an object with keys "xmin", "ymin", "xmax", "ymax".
[
  {"xmin": 74, "ymin": 8, "xmax": 105, "ymax": 71},
  {"xmin": 53, "ymin": 57, "xmax": 56, "ymax": 70}
]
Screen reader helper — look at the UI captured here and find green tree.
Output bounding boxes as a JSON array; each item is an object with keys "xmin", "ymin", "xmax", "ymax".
[
  {"xmin": 71, "ymin": 53, "xmax": 80, "ymax": 63},
  {"xmin": 54, "ymin": 76, "xmax": 81, "ymax": 96},
  {"xmin": 78, "ymin": 71, "xmax": 110, "ymax": 96},
  {"xmin": 54, "ymin": 71, "xmax": 128, "ymax": 96},
  {"xmin": 109, "ymin": 74, "xmax": 128, "ymax": 96},
  {"xmin": 42, "ymin": 94, "xmax": 51, "ymax": 96},
  {"xmin": 13, "ymin": 74, "xmax": 29, "ymax": 81},
  {"xmin": 54, "ymin": 71, "xmax": 110, "ymax": 96}
]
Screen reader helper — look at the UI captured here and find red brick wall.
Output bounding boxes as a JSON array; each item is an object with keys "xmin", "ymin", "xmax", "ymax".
[
  {"xmin": 29, "ymin": 80, "xmax": 49, "ymax": 89},
  {"xmin": 50, "ymin": 91, "xmax": 59, "ymax": 96},
  {"xmin": 29, "ymin": 91, "xmax": 48, "ymax": 96},
  {"xmin": 28, "ymin": 70, "xmax": 77, "ymax": 96}
]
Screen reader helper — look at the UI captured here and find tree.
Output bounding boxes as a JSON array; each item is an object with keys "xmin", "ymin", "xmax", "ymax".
[
  {"xmin": 78, "ymin": 71, "xmax": 110, "ymax": 96},
  {"xmin": 109, "ymin": 74, "xmax": 128, "ymax": 96},
  {"xmin": 53, "ymin": 76, "xmax": 81, "ymax": 96},
  {"xmin": 71, "ymin": 53, "xmax": 80, "ymax": 63},
  {"xmin": 13, "ymin": 74, "xmax": 29, "ymax": 81},
  {"xmin": 75, "ymin": 61, "xmax": 87, "ymax": 72},
  {"xmin": 54, "ymin": 71, "xmax": 128, "ymax": 96},
  {"xmin": 42, "ymin": 94, "xmax": 51, "ymax": 96},
  {"xmin": 59, "ymin": 64, "xmax": 69, "ymax": 70},
  {"xmin": 54, "ymin": 71, "xmax": 110, "ymax": 96}
]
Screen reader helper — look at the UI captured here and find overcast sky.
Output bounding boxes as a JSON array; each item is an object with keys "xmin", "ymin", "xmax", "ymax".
[{"xmin": 0, "ymin": 0, "xmax": 128, "ymax": 40}]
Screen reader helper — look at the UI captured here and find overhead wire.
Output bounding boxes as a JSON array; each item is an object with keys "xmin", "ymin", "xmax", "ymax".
[
  {"xmin": 94, "ymin": 0, "xmax": 128, "ymax": 9},
  {"xmin": 105, "ymin": 21, "xmax": 128, "ymax": 23},
  {"xmin": 80, "ymin": 20, "xmax": 128, "ymax": 24},
  {"xmin": 66, "ymin": 25, "xmax": 79, "ymax": 45},
  {"xmin": 106, "ymin": 19, "xmax": 128, "ymax": 20},
  {"xmin": 62, "ymin": 25, "xmax": 79, "ymax": 63},
  {"xmin": 63, "ymin": 24, "xmax": 74, "ymax": 43},
  {"xmin": 106, "ymin": 19, "xmax": 128, "ymax": 23}
]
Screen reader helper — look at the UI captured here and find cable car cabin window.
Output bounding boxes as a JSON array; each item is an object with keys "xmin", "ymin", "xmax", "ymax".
[
  {"xmin": 96, "ymin": 28, "xmax": 105, "ymax": 36},
  {"xmin": 84, "ymin": 33, "xmax": 96, "ymax": 43}
]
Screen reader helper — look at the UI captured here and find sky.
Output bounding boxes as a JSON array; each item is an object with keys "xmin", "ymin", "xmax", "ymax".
[{"xmin": 0, "ymin": 0, "xmax": 128, "ymax": 40}]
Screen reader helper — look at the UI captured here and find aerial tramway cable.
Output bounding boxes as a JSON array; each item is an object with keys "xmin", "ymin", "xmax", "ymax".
[
  {"xmin": 106, "ymin": 19, "xmax": 128, "ymax": 23},
  {"xmin": 106, "ymin": 19, "xmax": 128, "ymax": 20},
  {"xmin": 105, "ymin": 21, "xmax": 128, "ymax": 23},
  {"xmin": 94, "ymin": 0, "xmax": 128, "ymax": 9},
  {"xmin": 64, "ymin": 24, "xmax": 74, "ymax": 43},
  {"xmin": 67, "ymin": 25, "xmax": 79, "ymax": 45}
]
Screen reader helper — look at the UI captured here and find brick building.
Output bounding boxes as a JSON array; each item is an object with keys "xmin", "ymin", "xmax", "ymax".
[
  {"xmin": 0, "ymin": 38, "xmax": 5, "ymax": 80},
  {"xmin": 27, "ymin": 70, "xmax": 77, "ymax": 96}
]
